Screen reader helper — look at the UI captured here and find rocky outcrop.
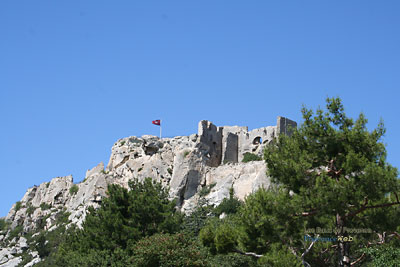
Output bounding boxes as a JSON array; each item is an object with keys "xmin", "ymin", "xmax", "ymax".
[{"xmin": 0, "ymin": 116, "xmax": 296, "ymax": 266}]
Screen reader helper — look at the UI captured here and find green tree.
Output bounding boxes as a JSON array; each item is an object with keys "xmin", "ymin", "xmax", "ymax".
[
  {"xmin": 49, "ymin": 178, "xmax": 183, "ymax": 266},
  {"xmin": 214, "ymin": 187, "xmax": 242, "ymax": 216},
  {"xmin": 129, "ymin": 233, "xmax": 209, "ymax": 267},
  {"xmin": 262, "ymin": 97, "xmax": 400, "ymax": 266},
  {"xmin": 80, "ymin": 177, "xmax": 182, "ymax": 251}
]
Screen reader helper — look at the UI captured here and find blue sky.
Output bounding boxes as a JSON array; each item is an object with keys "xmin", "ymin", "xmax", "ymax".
[{"xmin": 1, "ymin": 1, "xmax": 399, "ymax": 216}]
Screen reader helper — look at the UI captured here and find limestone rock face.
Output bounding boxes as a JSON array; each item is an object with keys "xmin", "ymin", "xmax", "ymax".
[
  {"xmin": 185, "ymin": 161, "xmax": 270, "ymax": 211},
  {"xmin": 0, "ymin": 116, "xmax": 296, "ymax": 267}
]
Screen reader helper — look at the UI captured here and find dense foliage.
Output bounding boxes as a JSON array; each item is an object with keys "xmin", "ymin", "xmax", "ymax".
[{"xmin": 263, "ymin": 97, "xmax": 400, "ymax": 266}]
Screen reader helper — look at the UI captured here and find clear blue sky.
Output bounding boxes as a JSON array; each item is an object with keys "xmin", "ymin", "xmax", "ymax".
[{"xmin": 1, "ymin": 1, "xmax": 399, "ymax": 217}]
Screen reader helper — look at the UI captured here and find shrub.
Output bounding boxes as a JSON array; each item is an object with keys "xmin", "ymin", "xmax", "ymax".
[
  {"xmin": 69, "ymin": 185, "xmax": 79, "ymax": 195},
  {"xmin": 183, "ymin": 150, "xmax": 190, "ymax": 157},
  {"xmin": 130, "ymin": 233, "xmax": 209, "ymax": 267},
  {"xmin": 242, "ymin": 152, "xmax": 262, "ymax": 163},
  {"xmin": 200, "ymin": 218, "xmax": 239, "ymax": 255},
  {"xmin": 181, "ymin": 203, "xmax": 215, "ymax": 237},
  {"xmin": 167, "ymin": 168, "xmax": 173, "ymax": 175},
  {"xmin": 209, "ymin": 253, "xmax": 258, "ymax": 267},
  {"xmin": 215, "ymin": 223, "xmax": 237, "ymax": 253},
  {"xmin": 15, "ymin": 201, "xmax": 22, "ymax": 212},
  {"xmin": 214, "ymin": 187, "xmax": 242, "ymax": 216},
  {"xmin": 120, "ymin": 141, "xmax": 126, "ymax": 146},
  {"xmin": 40, "ymin": 203, "xmax": 51, "ymax": 211},
  {"xmin": 26, "ymin": 204, "xmax": 36, "ymax": 215},
  {"xmin": 0, "ymin": 218, "xmax": 8, "ymax": 231},
  {"xmin": 55, "ymin": 210, "xmax": 71, "ymax": 225},
  {"xmin": 8, "ymin": 225, "xmax": 23, "ymax": 240},
  {"xmin": 199, "ymin": 222, "xmax": 217, "ymax": 254},
  {"xmin": 199, "ymin": 183, "xmax": 216, "ymax": 197}
]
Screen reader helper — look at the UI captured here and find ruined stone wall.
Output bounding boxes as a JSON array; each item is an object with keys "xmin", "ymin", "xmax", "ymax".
[
  {"xmin": 197, "ymin": 116, "xmax": 297, "ymax": 164},
  {"xmin": 220, "ymin": 126, "xmax": 247, "ymax": 163},
  {"xmin": 197, "ymin": 120, "xmax": 222, "ymax": 167},
  {"xmin": 277, "ymin": 116, "xmax": 297, "ymax": 136},
  {"xmin": 237, "ymin": 126, "xmax": 277, "ymax": 162}
]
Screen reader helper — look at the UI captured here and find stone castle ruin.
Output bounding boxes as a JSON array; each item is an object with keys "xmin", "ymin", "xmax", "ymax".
[{"xmin": 198, "ymin": 116, "xmax": 297, "ymax": 166}]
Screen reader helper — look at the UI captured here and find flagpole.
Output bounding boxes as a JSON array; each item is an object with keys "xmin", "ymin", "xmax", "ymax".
[{"xmin": 160, "ymin": 120, "xmax": 162, "ymax": 139}]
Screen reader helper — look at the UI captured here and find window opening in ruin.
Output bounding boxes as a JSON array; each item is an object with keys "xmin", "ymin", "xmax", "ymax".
[
  {"xmin": 212, "ymin": 141, "xmax": 217, "ymax": 150},
  {"xmin": 253, "ymin": 136, "xmax": 262, "ymax": 145}
]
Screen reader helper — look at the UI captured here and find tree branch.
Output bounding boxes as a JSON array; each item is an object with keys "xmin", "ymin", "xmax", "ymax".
[
  {"xmin": 346, "ymin": 195, "xmax": 400, "ymax": 218},
  {"xmin": 345, "ymin": 197, "xmax": 368, "ymax": 218},
  {"xmin": 350, "ymin": 253, "xmax": 365, "ymax": 266},
  {"xmin": 293, "ymin": 209, "xmax": 318, "ymax": 217},
  {"xmin": 234, "ymin": 249, "xmax": 263, "ymax": 258},
  {"xmin": 387, "ymin": 231, "xmax": 400, "ymax": 241},
  {"xmin": 302, "ymin": 234, "xmax": 319, "ymax": 267}
]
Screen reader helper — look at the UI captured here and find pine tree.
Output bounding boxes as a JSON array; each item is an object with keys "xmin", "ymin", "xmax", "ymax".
[
  {"xmin": 49, "ymin": 178, "xmax": 183, "ymax": 266},
  {"xmin": 263, "ymin": 97, "xmax": 400, "ymax": 266}
]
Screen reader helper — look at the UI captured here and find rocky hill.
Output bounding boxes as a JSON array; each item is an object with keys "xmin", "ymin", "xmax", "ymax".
[{"xmin": 0, "ymin": 117, "xmax": 296, "ymax": 266}]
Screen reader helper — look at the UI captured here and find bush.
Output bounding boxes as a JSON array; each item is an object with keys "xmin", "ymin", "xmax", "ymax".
[
  {"xmin": 8, "ymin": 225, "xmax": 23, "ymax": 240},
  {"xmin": 129, "ymin": 233, "xmax": 209, "ymax": 267},
  {"xmin": 55, "ymin": 210, "xmax": 71, "ymax": 225},
  {"xmin": 199, "ymin": 222, "xmax": 217, "ymax": 254},
  {"xmin": 15, "ymin": 201, "xmax": 22, "ymax": 212},
  {"xmin": 214, "ymin": 224, "xmax": 237, "ymax": 254},
  {"xmin": 26, "ymin": 204, "xmax": 36, "ymax": 215},
  {"xmin": 209, "ymin": 253, "xmax": 258, "ymax": 267},
  {"xmin": 183, "ymin": 150, "xmax": 190, "ymax": 157},
  {"xmin": 69, "ymin": 185, "xmax": 79, "ymax": 195},
  {"xmin": 200, "ymin": 217, "xmax": 239, "ymax": 255},
  {"xmin": 167, "ymin": 168, "xmax": 173, "ymax": 175},
  {"xmin": 258, "ymin": 243, "xmax": 302, "ymax": 267},
  {"xmin": 0, "ymin": 218, "xmax": 8, "ymax": 231},
  {"xmin": 214, "ymin": 188, "xmax": 242, "ymax": 216},
  {"xmin": 199, "ymin": 183, "xmax": 216, "ymax": 197},
  {"xmin": 181, "ymin": 203, "xmax": 215, "ymax": 237},
  {"xmin": 40, "ymin": 203, "xmax": 51, "ymax": 211},
  {"xmin": 242, "ymin": 152, "xmax": 262, "ymax": 163}
]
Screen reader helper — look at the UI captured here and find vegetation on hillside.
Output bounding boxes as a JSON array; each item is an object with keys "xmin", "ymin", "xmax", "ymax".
[
  {"xmin": 5, "ymin": 97, "xmax": 399, "ymax": 266},
  {"xmin": 242, "ymin": 152, "xmax": 262, "ymax": 162}
]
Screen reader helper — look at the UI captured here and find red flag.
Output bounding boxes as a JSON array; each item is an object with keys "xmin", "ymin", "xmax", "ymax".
[{"xmin": 152, "ymin": 120, "xmax": 161, "ymax": 126}]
